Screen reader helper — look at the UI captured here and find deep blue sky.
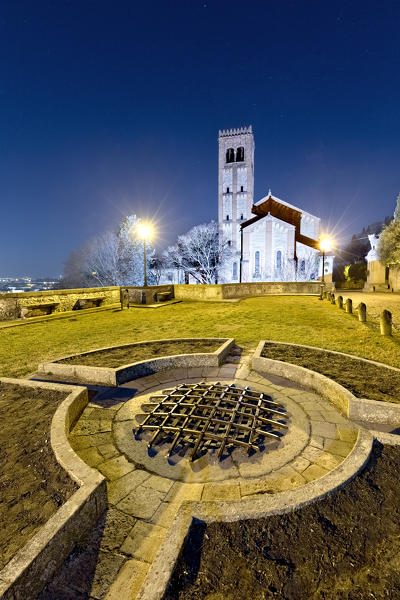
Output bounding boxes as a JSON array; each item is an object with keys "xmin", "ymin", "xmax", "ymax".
[{"xmin": 1, "ymin": 0, "xmax": 399, "ymax": 276}]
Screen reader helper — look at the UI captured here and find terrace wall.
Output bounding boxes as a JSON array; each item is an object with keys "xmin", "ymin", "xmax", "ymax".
[
  {"xmin": 0, "ymin": 281, "xmax": 325, "ymax": 322},
  {"xmin": 0, "ymin": 287, "xmax": 120, "ymax": 321},
  {"xmin": 174, "ymin": 281, "xmax": 323, "ymax": 300}
]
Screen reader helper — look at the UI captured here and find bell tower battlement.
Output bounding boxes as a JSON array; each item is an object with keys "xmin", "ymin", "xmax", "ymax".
[{"xmin": 218, "ymin": 126, "xmax": 255, "ymax": 260}]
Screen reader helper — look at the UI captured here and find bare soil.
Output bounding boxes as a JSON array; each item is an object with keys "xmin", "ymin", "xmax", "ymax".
[
  {"xmin": 0, "ymin": 383, "xmax": 77, "ymax": 571},
  {"xmin": 261, "ymin": 342, "xmax": 400, "ymax": 403},
  {"xmin": 56, "ymin": 340, "xmax": 222, "ymax": 368},
  {"xmin": 165, "ymin": 443, "xmax": 400, "ymax": 600}
]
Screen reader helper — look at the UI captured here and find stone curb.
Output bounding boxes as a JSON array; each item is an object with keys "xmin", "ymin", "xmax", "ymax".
[
  {"xmin": 252, "ymin": 340, "xmax": 400, "ymax": 425},
  {"xmin": 137, "ymin": 427, "xmax": 374, "ymax": 600},
  {"xmin": 38, "ymin": 338, "xmax": 235, "ymax": 386},
  {"xmin": 0, "ymin": 378, "xmax": 107, "ymax": 600}
]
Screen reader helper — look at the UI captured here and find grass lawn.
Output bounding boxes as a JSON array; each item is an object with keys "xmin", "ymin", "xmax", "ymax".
[{"xmin": 1, "ymin": 296, "xmax": 400, "ymax": 379}]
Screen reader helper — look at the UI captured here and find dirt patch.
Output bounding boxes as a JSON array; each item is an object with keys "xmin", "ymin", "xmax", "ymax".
[
  {"xmin": 0, "ymin": 383, "xmax": 77, "ymax": 571},
  {"xmin": 56, "ymin": 340, "xmax": 222, "ymax": 368},
  {"xmin": 261, "ymin": 342, "xmax": 400, "ymax": 404},
  {"xmin": 165, "ymin": 443, "xmax": 400, "ymax": 600}
]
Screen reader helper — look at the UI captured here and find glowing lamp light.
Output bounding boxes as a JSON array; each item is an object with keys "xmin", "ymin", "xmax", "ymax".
[
  {"xmin": 137, "ymin": 223, "xmax": 153, "ymax": 240},
  {"xmin": 319, "ymin": 236, "xmax": 333, "ymax": 253}
]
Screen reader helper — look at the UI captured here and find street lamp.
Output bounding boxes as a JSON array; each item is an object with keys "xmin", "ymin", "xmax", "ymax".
[
  {"xmin": 319, "ymin": 236, "xmax": 333, "ymax": 282},
  {"xmin": 137, "ymin": 222, "xmax": 153, "ymax": 287},
  {"xmin": 319, "ymin": 235, "xmax": 333, "ymax": 299}
]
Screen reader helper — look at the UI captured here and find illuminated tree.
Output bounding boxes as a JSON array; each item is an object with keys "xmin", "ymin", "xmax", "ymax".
[
  {"xmin": 167, "ymin": 221, "xmax": 231, "ymax": 284},
  {"xmin": 62, "ymin": 215, "xmax": 154, "ymax": 287}
]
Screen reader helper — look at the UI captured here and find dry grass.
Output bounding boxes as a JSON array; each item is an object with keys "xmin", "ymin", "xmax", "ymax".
[{"xmin": 1, "ymin": 296, "xmax": 400, "ymax": 378}]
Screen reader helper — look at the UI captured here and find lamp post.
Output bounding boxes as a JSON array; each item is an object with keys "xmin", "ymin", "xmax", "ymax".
[
  {"xmin": 319, "ymin": 236, "xmax": 333, "ymax": 299},
  {"xmin": 137, "ymin": 223, "xmax": 153, "ymax": 287}
]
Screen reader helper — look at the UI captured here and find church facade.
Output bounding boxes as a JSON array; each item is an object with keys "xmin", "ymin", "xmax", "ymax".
[{"xmin": 218, "ymin": 126, "xmax": 327, "ymax": 283}]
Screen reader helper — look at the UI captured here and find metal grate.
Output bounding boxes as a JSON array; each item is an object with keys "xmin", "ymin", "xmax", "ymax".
[{"xmin": 135, "ymin": 382, "xmax": 289, "ymax": 461}]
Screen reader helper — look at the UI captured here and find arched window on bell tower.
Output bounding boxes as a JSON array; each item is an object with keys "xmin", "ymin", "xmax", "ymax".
[
  {"xmin": 226, "ymin": 148, "xmax": 234, "ymax": 163},
  {"xmin": 236, "ymin": 146, "xmax": 244, "ymax": 161}
]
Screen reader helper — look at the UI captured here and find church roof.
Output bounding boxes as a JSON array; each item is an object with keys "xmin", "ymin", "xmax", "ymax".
[
  {"xmin": 254, "ymin": 191, "xmax": 320, "ymax": 222},
  {"xmin": 241, "ymin": 191, "xmax": 319, "ymax": 251}
]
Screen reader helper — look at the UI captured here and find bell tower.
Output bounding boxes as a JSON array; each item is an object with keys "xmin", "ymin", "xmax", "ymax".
[{"xmin": 218, "ymin": 126, "xmax": 255, "ymax": 280}]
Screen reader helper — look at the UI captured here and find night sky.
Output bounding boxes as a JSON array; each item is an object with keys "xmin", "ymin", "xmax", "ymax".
[{"xmin": 1, "ymin": 1, "xmax": 399, "ymax": 276}]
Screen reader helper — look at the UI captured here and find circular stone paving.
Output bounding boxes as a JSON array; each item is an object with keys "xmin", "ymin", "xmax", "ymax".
[{"xmin": 66, "ymin": 360, "xmax": 360, "ymax": 600}]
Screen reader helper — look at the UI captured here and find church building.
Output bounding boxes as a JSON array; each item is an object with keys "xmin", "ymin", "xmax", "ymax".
[{"xmin": 218, "ymin": 126, "xmax": 326, "ymax": 283}]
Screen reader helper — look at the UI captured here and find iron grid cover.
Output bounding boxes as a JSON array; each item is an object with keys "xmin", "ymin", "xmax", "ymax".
[{"xmin": 135, "ymin": 382, "xmax": 289, "ymax": 461}]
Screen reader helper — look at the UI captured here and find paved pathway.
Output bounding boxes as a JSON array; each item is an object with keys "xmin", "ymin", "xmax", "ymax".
[
  {"xmin": 335, "ymin": 291, "xmax": 400, "ymax": 325},
  {"xmin": 40, "ymin": 350, "xmax": 359, "ymax": 600}
]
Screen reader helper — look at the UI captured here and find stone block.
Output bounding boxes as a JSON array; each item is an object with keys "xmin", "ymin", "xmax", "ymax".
[
  {"xmin": 311, "ymin": 422, "xmax": 337, "ymax": 439},
  {"xmin": 97, "ymin": 443, "xmax": 120, "ymax": 461},
  {"xmin": 301, "ymin": 446, "xmax": 323, "ymax": 462},
  {"xmin": 116, "ymin": 485, "xmax": 166, "ymax": 519},
  {"xmin": 90, "ymin": 432, "xmax": 114, "ymax": 447},
  {"xmin": 150, "ymin": 500, "xmax": 181, "ymax": 528},
  {"xmin": 164, "ymin": 481, "xmax": 204, "ymax": 503},
  {"xmin": 69, "ymin": 434, "xmax": 93, "ymax": 450},
  {"xmin": 92, "ymin": 507, "xmax": 137, "ymax": 553},
  {"xmin": 202, "ymin": 482, "xmax": 241, "ymax": 502},
  {"xmin": 105, "ymin": 559, "xmax": 149, "ymax": 600},
  {"xmin": 314, "ymin": 452, "xmax": 343, "ymax": 471},
  {"xmin": 107, "ymin": 469, "xmax": 150, "ymax": 505},
  {"xmin": 324, "ymin": 438, "xmax": 354, "ymax": 458},
  {"xmin": 77, "ymin": 446, "xmax": 105, "ymax": 468},
  {"xmin": 120, "ymin": 521, "xmax": 168, "ymax": 563},
  {"xmin": 142, "ymin": 475, "xmax": 175, "ymax": 493},
  {"xmin": 336, "ymin": 427, "xmax": 358, "ymax": 443},
  {"xmin": 290, "ymin": 456, "xmax": 310, "ymax": 473},
  {"xmin": 302, "ymin": 463, "xmax": 329, "ymax": 482},
  {"xmin": 98, "ymin": 455, "xmax": 136, "ymax": 481}
]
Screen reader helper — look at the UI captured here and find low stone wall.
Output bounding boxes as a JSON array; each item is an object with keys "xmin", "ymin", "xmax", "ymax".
[
  {"xmin": 0, "ymin": 281, "xmax": 324, "ymax": 322},
  {"xmin": 252, "ymin": 340, "xmax": 400, "ymax": 424},
  {"xmin": 0, "ymin": 297, "xmax": 20, "ymax": 321},
  {"xmin": 221, "ymin": 281, "xmax": 322, "ymax": 298},
  {"xmin": 125, "ymin": 284, "xmax": 174, "ymax": 305},
  {"xmin": 174, "ymin": 284, "xmax": 223, "ymax": 301},
  {"xmin": 174, "ymin": 281, "xmax": 322, "ymax": 300},
  {"xmin": 0, "ymin": 286, "xmax": 121, "ymax": 321},
  {"xmin": 38, "ymin": 338, "xmax": 235, "ymax": 386}
]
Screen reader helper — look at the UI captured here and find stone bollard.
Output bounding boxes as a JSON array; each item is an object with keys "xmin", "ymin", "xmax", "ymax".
[
  {"xmin": 380, "ymin": 309, "xmax": 392, "ymax": 336},
  {"xmin": 345, "ymin": 298, "xmax": 353, "ymax": 314},
  {"xmin": 358, "ymin": 303, "xmax": 367, "ymax": 322},
  {"xmin": 330, "ymin": 293, "xmax": 336, "ymax": 305},
  {"xmin": 337, "ymin": 295, "xmax": 343, "ymax": 309}
]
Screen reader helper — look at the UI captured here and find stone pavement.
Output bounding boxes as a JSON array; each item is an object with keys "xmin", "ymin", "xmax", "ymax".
[{"xmin": 40, "ymin": 350, "xmax": 359, "ymax": 600}]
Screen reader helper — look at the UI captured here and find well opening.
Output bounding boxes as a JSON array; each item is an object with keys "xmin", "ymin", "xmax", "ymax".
[{"xmin": 135, "ymin": 382, "xmax": 289, "ymax": 462}]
